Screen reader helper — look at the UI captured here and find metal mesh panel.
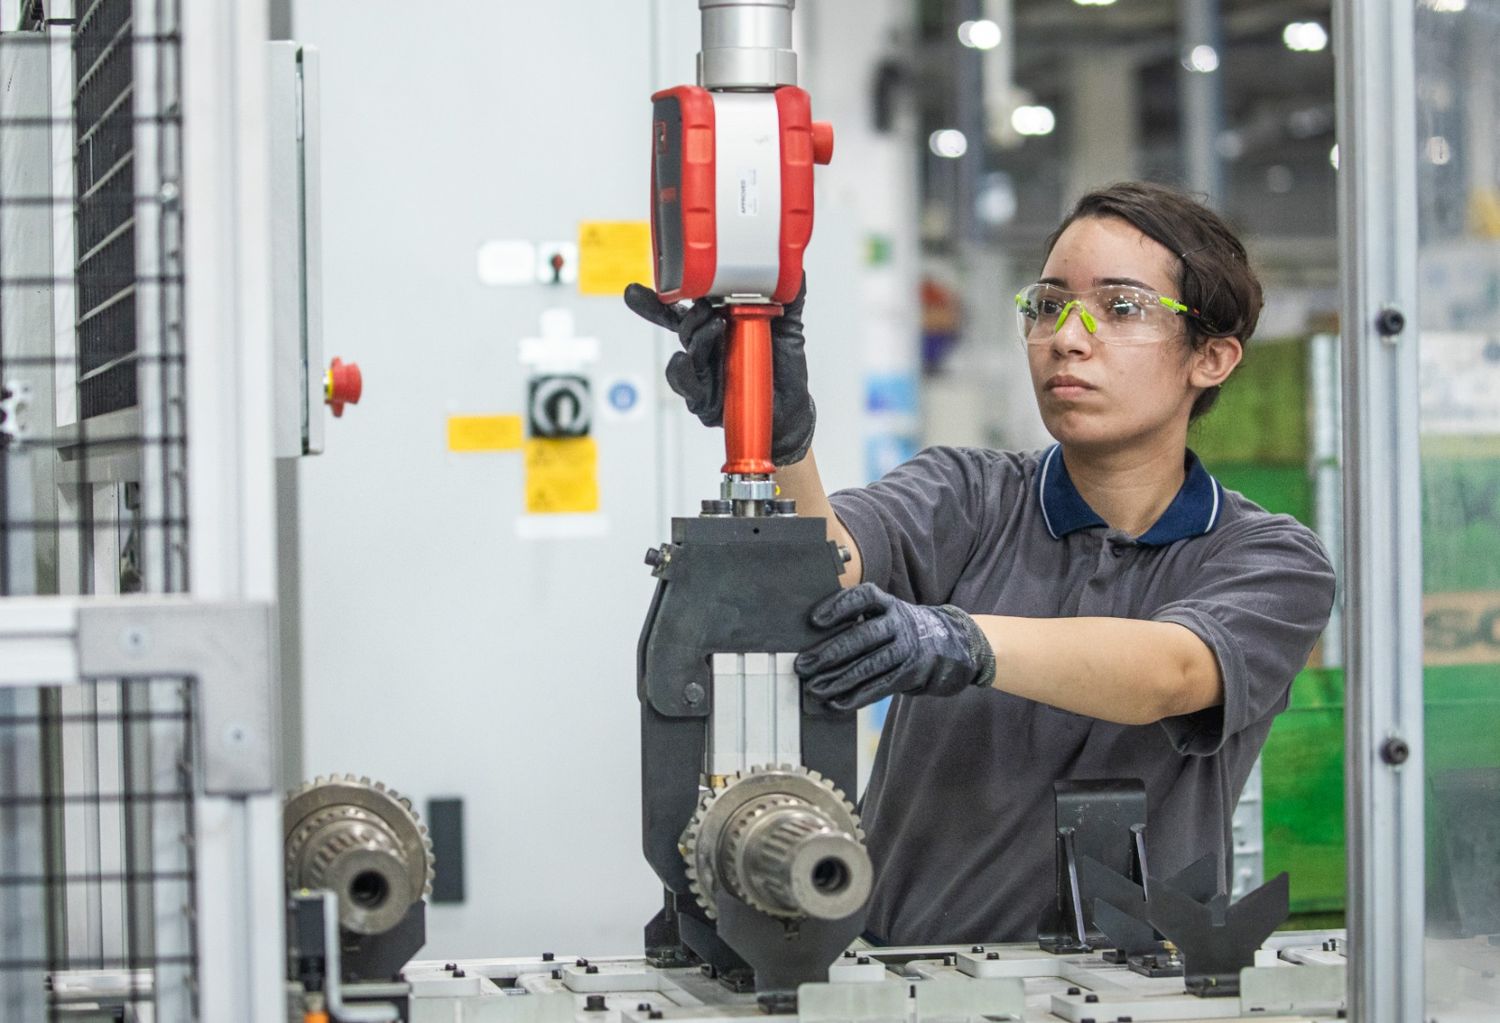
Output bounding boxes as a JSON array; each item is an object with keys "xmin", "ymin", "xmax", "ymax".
[
  {"xmin": 0, "ymin": 678, "xmax": 198, "ymax": 1021},
  {"xmin": 1, "ymin": 3, "xmax": 197, "ymax": 1018},
  {"xmin": 1, "ymin": 0, "xmax": 188, "ymax": 599}
]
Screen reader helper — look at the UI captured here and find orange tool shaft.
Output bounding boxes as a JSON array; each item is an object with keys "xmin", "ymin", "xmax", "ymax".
[{"xmin": 721, "ymin": 304, "xmax": 781, "ymax": 476}]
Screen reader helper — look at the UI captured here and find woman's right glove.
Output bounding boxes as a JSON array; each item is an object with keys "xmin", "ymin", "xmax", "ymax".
[{"xmin": 623, "ymin": 279, "xmax": 816, "ymax": 466}]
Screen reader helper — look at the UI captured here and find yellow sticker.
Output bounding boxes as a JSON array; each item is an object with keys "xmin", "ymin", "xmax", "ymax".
[
  {"xmin": 447, "ymin": 415, "xmax": 523, "ymax": 452},
  {"xmin": 577, "ymin": 220, "xmax": 653, "ymax": 296},
  {"xmin": 524, "ymin": 437, "xmax": 599, "ymax": 514}
]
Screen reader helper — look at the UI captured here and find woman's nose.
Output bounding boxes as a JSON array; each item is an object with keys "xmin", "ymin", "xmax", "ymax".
[{"xmin": 1051, "ymin": 307, "xmax": 1096, "ymax": 357}]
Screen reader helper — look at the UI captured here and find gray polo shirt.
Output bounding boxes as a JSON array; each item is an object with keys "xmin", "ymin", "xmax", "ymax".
[{"xmin": 828, "ymin": 444, "xmax": 1336, "ymax": 945}]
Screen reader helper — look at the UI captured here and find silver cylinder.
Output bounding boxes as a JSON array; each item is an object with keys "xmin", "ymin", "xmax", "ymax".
[
  {"xmin": 698, "ymin": 0, "xmax": 798, "ymax": 89},
  {"xmin": 721, "ymin": 800, "xmax": 873, "ymax": 920}
]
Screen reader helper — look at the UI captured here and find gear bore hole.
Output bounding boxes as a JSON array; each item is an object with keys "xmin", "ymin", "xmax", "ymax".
[
  {"xmin": 350, "ymin": 870, "xmax": 390, "ymax": 909},
  {"xmin": 811, "ymin": 857, "xmax": 850, "ymax": 895}
]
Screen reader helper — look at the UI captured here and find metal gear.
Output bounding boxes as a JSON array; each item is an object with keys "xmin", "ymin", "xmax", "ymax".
[
  {"xmin": 681, "ymin": 764, "xmax": 871, "ymax": 922},
  {"xmin": 284, "ymin": 775, "xmax": 434, "ymax": 935}
]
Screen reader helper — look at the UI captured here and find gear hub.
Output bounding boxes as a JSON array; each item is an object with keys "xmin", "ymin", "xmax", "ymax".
[
  {"xmin": 682, "ymin": 765, "xmax": 872, "ymax": 921},
  {"xmin": 284, "ymin": 775, "xmax": 434, "ymax": 936}
]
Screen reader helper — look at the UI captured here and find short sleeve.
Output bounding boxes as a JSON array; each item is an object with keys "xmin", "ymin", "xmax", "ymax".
[
  {"xmin": 1150, "ymin": 515, "xmax": 1336, "ymax": 756},
  {"xmin": 828, "ymin": 446, "xmax": 1009, "ymax": 606}
]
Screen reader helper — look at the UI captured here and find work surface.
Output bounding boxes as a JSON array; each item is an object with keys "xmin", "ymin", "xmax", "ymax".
[{"xmin": 397, "ymin": 933, "xmax": 1378, "ymax": 1023}]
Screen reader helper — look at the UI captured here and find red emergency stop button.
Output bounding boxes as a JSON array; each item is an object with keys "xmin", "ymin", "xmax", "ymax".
[
  {"xmin": 811, "ymin": 121, "xmax": 835, "ymax": 165},
  {"xmin": 325, "ymin": 357, "xmax": 362, "ymax": 418}
]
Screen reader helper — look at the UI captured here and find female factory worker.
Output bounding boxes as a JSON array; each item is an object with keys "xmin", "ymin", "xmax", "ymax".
[{"xmin": 624, "ymin": 181, "xmax": 1336, "ymax": 945}]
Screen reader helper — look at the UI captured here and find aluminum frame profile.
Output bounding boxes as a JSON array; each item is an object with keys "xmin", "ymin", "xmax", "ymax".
[{"xmin": 1333, "ymin": 2, "xmax": 1425, "ymax": 1022}]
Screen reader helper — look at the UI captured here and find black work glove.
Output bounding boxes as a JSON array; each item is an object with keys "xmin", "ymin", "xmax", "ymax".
[
  {"xmin": 623, "ymin": 279, "xmax": 816, "ymax": 466},
  {"xmin": 795, "ymin": 583, "xmax": 997, "ymax": 713}
]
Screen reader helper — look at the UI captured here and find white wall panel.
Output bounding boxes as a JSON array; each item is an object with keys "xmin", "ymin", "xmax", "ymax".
[{"xmin": 290, "ymin": 0, "xmax": 902, "ymax": 960}]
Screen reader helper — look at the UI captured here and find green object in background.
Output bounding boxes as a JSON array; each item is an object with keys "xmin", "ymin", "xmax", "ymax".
[{"xmin": 1192, "ymin": 338, "xmax": 1309, "ymax": 466}]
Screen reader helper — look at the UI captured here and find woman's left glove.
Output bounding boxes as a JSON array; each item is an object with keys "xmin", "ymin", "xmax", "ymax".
[{"xmin": 794, "ymin": 583, "xmax": 997, "ymax": 712}]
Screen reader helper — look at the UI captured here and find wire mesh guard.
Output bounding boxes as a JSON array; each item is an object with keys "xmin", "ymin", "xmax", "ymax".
[
  {"xmin": 0, "ymin": 679, "xmax": 198, "ymax": 1021},
  {"xmin": 1, "ymin": 0, "xmax": 187, "ymax": 600},
  {"xmin": 2, "ymin": 1, "xmax": 196, "ymax": 1019}
]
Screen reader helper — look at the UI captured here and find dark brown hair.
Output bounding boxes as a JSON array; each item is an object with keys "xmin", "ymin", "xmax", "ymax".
[{"xmin": 1041, "ymin": 181, "xmax": 1263, "ymax": 419}]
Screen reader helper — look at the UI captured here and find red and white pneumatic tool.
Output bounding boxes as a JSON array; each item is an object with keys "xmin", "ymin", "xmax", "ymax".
[
  {"xmin": 637, "ymin": 3, "xmax": 869, "ymax": 999},
  {"xmin": 650, "ymin": 0, "xmax": 833, "ymax": 493}
]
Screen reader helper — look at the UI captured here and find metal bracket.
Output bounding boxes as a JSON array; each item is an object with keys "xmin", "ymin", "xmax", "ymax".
[{"xmin": 77, "ymin": 600, "xmax": 276, "ymax": 795}]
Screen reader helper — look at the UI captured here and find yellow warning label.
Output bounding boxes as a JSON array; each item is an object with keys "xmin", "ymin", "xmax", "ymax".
[
  {"xmin": 524, "ymin": 437, "xmax": 600, "ymax": 514},
  {"xmin": 447, "ymin": 415, "xmax": 523, "ymax": 452},
  {"xmin": 577, "ymin": 220, "xmax": 653, "ymax": 296}
]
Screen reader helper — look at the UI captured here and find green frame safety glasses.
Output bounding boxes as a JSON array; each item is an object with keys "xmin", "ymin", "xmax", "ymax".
[{"xmin": 1014, "ymin": 282, "xmax": 1209, "ymax": 347}]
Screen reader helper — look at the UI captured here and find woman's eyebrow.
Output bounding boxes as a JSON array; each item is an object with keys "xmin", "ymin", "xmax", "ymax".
[{"xmin": 1096, "ymin": 276, "xmax": 1157, "ymax": 290}]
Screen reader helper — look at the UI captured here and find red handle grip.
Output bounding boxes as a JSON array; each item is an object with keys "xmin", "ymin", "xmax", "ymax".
[{"xmin": 721, "ymin": 304, "xmax": 780, "ymax": 476}]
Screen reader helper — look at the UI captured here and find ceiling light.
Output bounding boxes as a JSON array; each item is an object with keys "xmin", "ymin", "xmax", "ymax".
[
  {"xmin": 1185, "ymin": 45, "xmax": 1219, "ymax": 73},
  {"xmin": 929, "ymin": 129, "xmax": 969, "ymax": 159},
  {"xmin": 957, "ymin": 19, "xmax": 1002, "ymax": 50},
  {"xmin": 1420, "ymin": 0, "xmax": 1467, "ymax": 11},
  {"xmin": 1283, "ymin": 22, "xmax": 1328, "ymax": 52},
  {"xmin": 1011, "ymin": 105, "xmax": 1056, "ymax": 137},
  {"xmin": 1073, "ymin": 0, "xmax": 1118, "ymax": 6}
]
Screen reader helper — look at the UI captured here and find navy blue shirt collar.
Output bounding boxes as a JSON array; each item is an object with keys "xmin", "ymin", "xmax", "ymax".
[{"xmin": 1036, "ymin": 444, "xmax": 1222, "ymax": 546}]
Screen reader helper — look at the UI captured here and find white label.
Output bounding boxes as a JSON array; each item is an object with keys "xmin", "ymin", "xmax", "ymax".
[
  {"xmin": 738, "ymin": 168, "xmax": 760, "ymax": 216},
  {"xmin": 476, "ymin": 239, "xmax": 536, "ymax": 286}
]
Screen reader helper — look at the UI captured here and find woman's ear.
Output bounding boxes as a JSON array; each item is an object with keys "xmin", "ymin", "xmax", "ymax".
[{"xmin": 1189, "ymin": 336, "xmax": 1243, "ymax": 390}]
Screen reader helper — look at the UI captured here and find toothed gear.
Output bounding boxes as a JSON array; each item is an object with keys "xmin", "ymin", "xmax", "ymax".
[
  {"xmin": 680, "ymin": 765, "xmax": 871, "ymax": 921},
  {"xmin": 283, "ymin": 775, "xmax": 435, "ymax": 935}
]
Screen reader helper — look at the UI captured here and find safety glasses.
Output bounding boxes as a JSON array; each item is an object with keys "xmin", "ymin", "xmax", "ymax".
[{"xmin": 1014, "ymin": 282, "xmax": 1208, "ymax": 347}]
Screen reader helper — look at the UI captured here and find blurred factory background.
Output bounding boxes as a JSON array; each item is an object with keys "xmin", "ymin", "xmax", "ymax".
[{"xmin": 261, "ymin": 0, "xmax": 1500, "ymax": 959}]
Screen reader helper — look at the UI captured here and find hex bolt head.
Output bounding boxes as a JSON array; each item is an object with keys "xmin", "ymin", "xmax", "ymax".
[
  {"xmin": 842, "ymin": 950, "xmax": 856, "ymax": 958},
  {"xmin": 856, "ymin": 955, "xmax": 870, "ymax": 965},
  {"xmin": 1376, "ymin": 307, "xmax": 1406, "ymax": 336},
  {"xmin": 637, "ymin": 1003, "xmax": 651, "ymax": 1012},
  {"xmin": 1381, "ymin": 737, "xmax": 1411, "ymax": 765},
  {"xmin": 444, "ymin": 962, "xmax": 457, "ymax": 971},
  {"xmin": 971, "ymin": 945, "xmax": 984, "ymax": 953},
  {"xmin": 649, "ymin": 1013, "xmax": 663, "ymax": 1020},
  {"xmin": 1067, "ymin": 987, "xmax": 1081, "ymax": 996},
  {"xmin": 551, "ymin": 970, "xmax": 561, "ymax": 980},
  {"xmin": 1085, "ymin": 993, "xmax": 1100, "ymax": 1003},
  {"xmin": 986, "ymin": 952, "xmax": 999, "ymax": 960},
  {"xmin": 453, "ymin": 968, "xmax": 466, "ymax": 978},
  {"xmin": 942, "ymin": 954, "xmax": 956, "ymax": 966},
  {"xmin": 644, "ymin": 547, "xmax": 663, "ymax": 568},
  {"xmin": 542, "ymin": 952, "xmax": 554, "ymax": 962},
  {"xmin": 585, "ymin": 995, "xmax": 607, "ymax": 1012},
  {"xmin": 585, "ymin": 964, "xmax": 599, "ymax": 975}
]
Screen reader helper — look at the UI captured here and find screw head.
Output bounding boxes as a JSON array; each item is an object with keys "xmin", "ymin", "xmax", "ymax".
[
  {"xmin": 986, "ymin": 951, "xmax": 999, "ymax": 960},
  {"xmin": 1381, "ymin": 737, "xmax": 1411, "ymax": 765},
  {"xmin": 644, "ymin": 547, "xmax": 663, "ymax": 568},
  {"xmin": 1376, "ymin": 307, "xmax": 1406, "ymax": 337},
  {"xmin": 683, "ymin": 682, "xmax": 705, "ymax": 706}
]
